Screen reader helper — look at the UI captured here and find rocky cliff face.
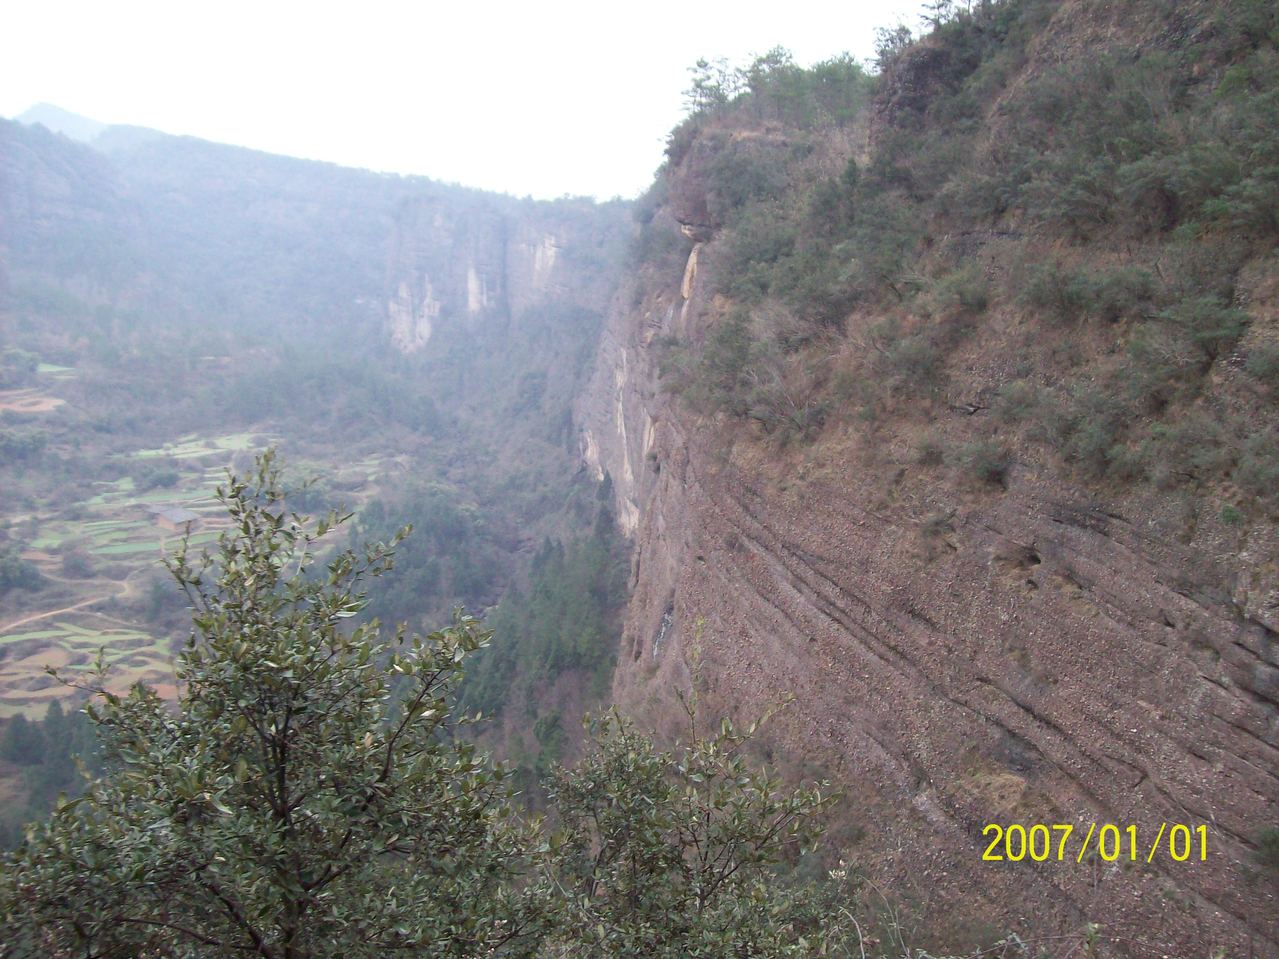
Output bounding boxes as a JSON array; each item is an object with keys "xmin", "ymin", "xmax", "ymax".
[
  {"xmin": 579, "ymin": 2, "xmax": 1279, "ymax": 953},
  {"xmin": 386, "ymin": 191, "xmax": 623, "ymax": 358},
  {"xmin": 586, "ymin": 346, "xmax": 1279, "ymax": 950}
]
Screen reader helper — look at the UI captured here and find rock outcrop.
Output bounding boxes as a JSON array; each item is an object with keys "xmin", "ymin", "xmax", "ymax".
[
  {"xmin": 581, "ymin": 210, "xmax": 1279, "ymax": 959},
  {"xmin": 385, "ymin": 192, "xmax": 622, "ymax": 356},
  {"xmin": 578, "ymin": 4, "xmax": 1279, "ymax": 951}
]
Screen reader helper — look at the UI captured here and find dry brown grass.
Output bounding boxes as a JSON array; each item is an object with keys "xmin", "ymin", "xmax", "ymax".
[{"xmin": 0, "ymin": 389, "xmax": 65, "ymax": 413}]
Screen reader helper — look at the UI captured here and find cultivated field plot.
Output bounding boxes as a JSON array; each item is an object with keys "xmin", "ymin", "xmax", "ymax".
[
  {"xmin": 35, "ymin": 362, "xmax": 76, "ymax": 379},
  {"xmin": 0, "ymin": 388, "xmax": 65, "ymax": 414},
  {"xmin": 3, "ymin": 435, "xmax": 401, "ymax": 717},
  {"xmin": 29, "ymin": 480, "xmax": 223, "ymax": 561},
  {"xmin": 135, "ymin": 431, "xmax": 272, "ymax": 461},
  {"xmin": 0, "ymin": 361, "xmax": 74, "ymax": 414},
  {"xmin": 0, "ymin": 616, "xmax": 174, "ymax": 719}
]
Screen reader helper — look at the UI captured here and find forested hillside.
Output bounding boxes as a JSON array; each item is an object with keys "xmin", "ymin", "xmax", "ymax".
[{"xmin": 0, "ymin": 114, "xmax": 629, "ymax": 836}]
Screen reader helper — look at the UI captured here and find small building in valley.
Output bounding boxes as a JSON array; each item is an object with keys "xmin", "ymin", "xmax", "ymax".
[{"xmin": 156, "ymin": 507, "xmax": 199, "ymax": 533}]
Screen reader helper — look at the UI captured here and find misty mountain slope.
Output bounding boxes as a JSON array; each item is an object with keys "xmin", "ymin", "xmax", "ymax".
[
  {"xmin": 580, "ymin": 0, "xmax": 1279, "ymax": 953},
  {"xmin": 15, "ymin": 103, "xmax": 107, "ymax": 143},
  {"xmin": 1, "ymin": 119, "xmax": 143, "ymax": 292},
  {"xmin": 3, "ymin": 109, "xmax": 627, "ymax": 430},
  {"xmin": 4, "ymin": 115, "xmax": 627, "ymax": 341},
  {"xmin": 0, "ymin": 114, "xmax": 631, "ymax": 794}
]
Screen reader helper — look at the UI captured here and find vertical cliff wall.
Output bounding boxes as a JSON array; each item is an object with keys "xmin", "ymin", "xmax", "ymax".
[
  {"xmin": 386, "ymin": 191, "xmax": 625, "ymax": 361},
  {"xmin": 583, "ymin": 200, "xmax": 1279, "ymax": 959},
  {"xmin": 578, "ymin": 2, "xmax": 1279, "ymax": 953}
]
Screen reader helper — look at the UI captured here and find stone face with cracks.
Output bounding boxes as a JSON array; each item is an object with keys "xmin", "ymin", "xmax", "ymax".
[
  {"xmin": 583, "ymin": 280, "xmax": 1279, "ymax": 954},
  {"xmin": 385, "ymin": 193, "xmax": 619, "ymax": 358},
  {"xmin": 575, "ymin": 120, "xmax": 1279, "ymax": 955}
]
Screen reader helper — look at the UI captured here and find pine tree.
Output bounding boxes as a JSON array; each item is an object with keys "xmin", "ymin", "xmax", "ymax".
[{"xmin": 0, "ymin": 714, "xmax": 45, "ymax": 766}]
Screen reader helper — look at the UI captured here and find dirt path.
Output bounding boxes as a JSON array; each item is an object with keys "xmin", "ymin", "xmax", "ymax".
[
  {"xmin": 0, "ymin": 596, "xmax": 111, "ymax": 635},
  {"xmin": 0, "ymin": 559, "xmax": 161, "ymax": 635},
  {"xmin": 0, "ymin": 559, "xmax": 166, "ymax": 637},
  {"xmin": 117, "ymin": 566, "xmax": 146, "ymax": 602}
]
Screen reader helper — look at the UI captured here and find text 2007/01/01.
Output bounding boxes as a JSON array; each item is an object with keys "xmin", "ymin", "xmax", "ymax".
[{"xmin": 981, "ymin": 823, "xmax": 1210, "ymax": 863}]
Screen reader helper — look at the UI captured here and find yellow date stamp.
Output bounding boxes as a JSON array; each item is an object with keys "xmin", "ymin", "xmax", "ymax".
[{"xmin": 981, "ymin": 823, "xmax": 1209, "ymax": 863}]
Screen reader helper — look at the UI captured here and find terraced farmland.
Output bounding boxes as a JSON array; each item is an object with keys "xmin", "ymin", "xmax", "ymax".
[
  {"xmin": 2, "ymin": 425, "xmax": 400, "ymax": 717},
  {"xmin": 0, "ymin": 616, "xmax": 174, "ymax": 719},
  {"xmin": 134, "ymin": 432, "xmax": 272, "ymax": 460}
]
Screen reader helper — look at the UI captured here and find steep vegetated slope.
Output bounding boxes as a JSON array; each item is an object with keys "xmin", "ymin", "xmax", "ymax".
[{"xmin": 581, "ymin": 0, "xmax": 1279, "ymax": 953}]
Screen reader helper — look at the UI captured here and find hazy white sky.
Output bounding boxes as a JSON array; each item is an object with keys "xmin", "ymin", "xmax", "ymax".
[{"xmin": 1, "ymin": 0, "xmax": 925, "ymax": 200}]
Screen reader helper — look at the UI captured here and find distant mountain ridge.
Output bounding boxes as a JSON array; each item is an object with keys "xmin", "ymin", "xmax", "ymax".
[
  {"xmin": 15, "ymin": 103, "xmax": 108, "ymax": 143},
  {"xmin": 16, "ymin": 103, "xmax": 176, "ymax": 155},
  {"xmin": 2, "ymin": 109, "xmax": 625, "ymax": 346}
]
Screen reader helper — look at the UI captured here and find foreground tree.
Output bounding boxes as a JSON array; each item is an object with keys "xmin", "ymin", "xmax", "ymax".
[
  {"xmin": 1, "ymin": 452, "xmax": 544, "ymax": 959},
  {"xmin": 1, "ymin": 451, "xmax": 866, "ymax": 959},
  {"xmin": 543, "ymin": 706, "xmax": 851, "ymax": 958}
]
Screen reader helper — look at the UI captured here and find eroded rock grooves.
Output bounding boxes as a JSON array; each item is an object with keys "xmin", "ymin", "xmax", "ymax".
[
  {"xmin": 578, "ymin": 8, "xmax": 1279, "ymax": 945},
  {"xmin": 582, "ymin": 234, "xmax": 1279, "ymax": 955}
]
